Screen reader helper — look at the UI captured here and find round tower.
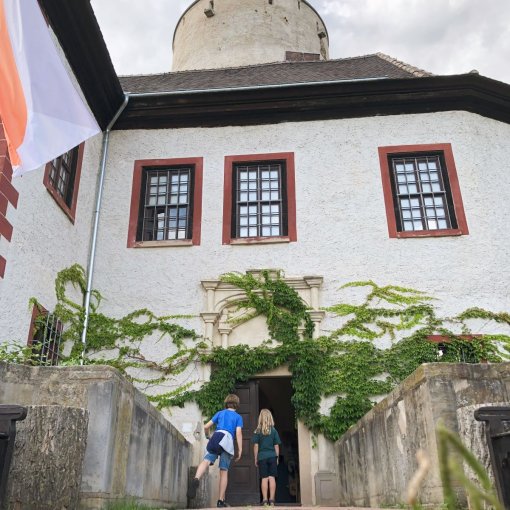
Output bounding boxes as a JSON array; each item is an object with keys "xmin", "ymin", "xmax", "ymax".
[{"xmin": 172, "ymin": 0, "xmax": 329, "ymax": 71}]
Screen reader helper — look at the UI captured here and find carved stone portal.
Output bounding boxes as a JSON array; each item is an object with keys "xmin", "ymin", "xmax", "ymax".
[{"xmin": 200, "ymin": 270, "xmax": 325, "ymax": 348}]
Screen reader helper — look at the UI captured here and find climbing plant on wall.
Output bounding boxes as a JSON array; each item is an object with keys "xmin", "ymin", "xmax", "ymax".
[
  {"xmin": 161, "ymin": 272, "xmax": 509, "ymax": 441},
  {"xmin": 2, "ymin": 265, "xmax": 510, "ymax": 442}
]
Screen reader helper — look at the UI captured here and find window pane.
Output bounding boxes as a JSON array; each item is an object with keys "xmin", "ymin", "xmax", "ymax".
[
  {"xmin": 390, "ymin": 154, "xmax": 456, "ymax": 233},
  {"xmin": 140, "ymin": 167, "xmax": 193, "ymax": 242},
  {"xmin": 233, "ymin": 162, "xmax": 285, "ymax": 239}
]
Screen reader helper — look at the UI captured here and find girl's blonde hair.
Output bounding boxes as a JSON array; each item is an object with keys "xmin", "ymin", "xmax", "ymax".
[{"xmin": 255, "ymin": 408, "xmax": 274, "ymax": 435}]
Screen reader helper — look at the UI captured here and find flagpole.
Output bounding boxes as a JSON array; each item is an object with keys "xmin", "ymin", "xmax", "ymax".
[{"xmin": 80, "ymin": 95, "xmax": 130, "ymax": 365}]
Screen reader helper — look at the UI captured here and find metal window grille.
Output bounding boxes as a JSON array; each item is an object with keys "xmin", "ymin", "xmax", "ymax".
[
  {"xmin": 233, "ymin": 162, "xmax": 286, "ymax": 238},
  {"xmin": 390, "ymin": 154, "xmax": 457, "ymax": 232},
  {"xmin": 139, "ymin": 167, "xmax": 193, "ymax": 241},
  {"xmin": 32, "ymin": 313, "xmax": 63, "ymax": 366},
  {"xmin": 48, "ymin": 146, "xmax": 78, "ymax": 207}
]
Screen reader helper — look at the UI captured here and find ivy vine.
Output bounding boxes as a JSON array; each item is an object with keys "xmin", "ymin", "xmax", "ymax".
[{"xmin": 2, "ymin": 266, "xmax": 510, "ymax": 442}]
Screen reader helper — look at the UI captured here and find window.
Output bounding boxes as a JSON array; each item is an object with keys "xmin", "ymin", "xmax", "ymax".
[
  {"xmin": 43, "ymin": 143, "xmax": 84, "ymax": 223},
  {"xmin": 427, "ymin": 335, "xmax": 485, "ymax": 363},
  {"xmin": 223, "ymin": 153, "xmax": 297, "ymax": 244},
  {"xmin": 27, "ymin": 304, "xmax": 63, "ymax": 366},
  {"xmin": 127, "ymin": 158, "xmax": 203, "ymax": 247},
  {"xmin": 378, "ymin": 144, "xmax": 468, "ymax": 238}
]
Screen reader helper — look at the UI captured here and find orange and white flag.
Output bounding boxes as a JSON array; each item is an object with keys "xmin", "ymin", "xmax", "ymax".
[{"xmin": 0, "ymin": 0, "xmax": 100, "ymax": 177}]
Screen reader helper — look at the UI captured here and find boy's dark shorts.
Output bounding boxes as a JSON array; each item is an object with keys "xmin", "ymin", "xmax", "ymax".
[{"xmin": 258, "ymin": 456, "xmax": 278, "ymax": 478}]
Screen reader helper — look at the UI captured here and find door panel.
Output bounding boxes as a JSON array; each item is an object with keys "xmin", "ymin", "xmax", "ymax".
[{"xmin": 226, "ymin": 381, "xmax": 259, "ymax": 505}]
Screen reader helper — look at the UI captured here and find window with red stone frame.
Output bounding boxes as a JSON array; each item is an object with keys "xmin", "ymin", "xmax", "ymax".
[
  {"xmin": 222, "ymin": 152, "xmax": 297, "ymax": 245},
  {"xmin": 43, "ymin": 143, "xmax": 84, "ymax": 224},
  {"xmin": 127, "ymin": 158, "xmax": 203, "ymax": 248},
  {"xmin": 427, "ymin": 335, "xmax": 486, "ymax": 363},
  {"xmin": 378, "ymin": 144, "xmax": 468, "ymax": 238}
]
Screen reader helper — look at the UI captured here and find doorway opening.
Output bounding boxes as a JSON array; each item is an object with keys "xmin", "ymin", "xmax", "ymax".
[
  {"xmin": 227, "ymin": 377, "xmax": 300, "ymax": 506},
  {"xmin": 258, "ymin": 377, "xmax": 300, "ymax": 505}
]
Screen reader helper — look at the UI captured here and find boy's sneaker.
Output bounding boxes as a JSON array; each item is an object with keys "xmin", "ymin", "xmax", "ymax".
[
  {"xmin": 217, "ymin": 500, "xmax": 229, "ymax": 507},
  {"xmin": 187, "ymin": 477, "xmax": 200, "ymax": 499}
]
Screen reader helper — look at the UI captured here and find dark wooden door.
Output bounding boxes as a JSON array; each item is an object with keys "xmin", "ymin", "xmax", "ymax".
[{"xmin": 226, "ymin": 381, "xmax": 259, "ymax": 505}]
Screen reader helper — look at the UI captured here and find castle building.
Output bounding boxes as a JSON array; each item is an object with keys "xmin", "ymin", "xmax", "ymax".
[{"xmin": 1, "ymin": 0, "xmax": 510, "ymax": 506}]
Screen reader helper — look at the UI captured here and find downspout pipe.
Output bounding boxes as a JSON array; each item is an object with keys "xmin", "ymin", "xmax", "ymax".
[{"xmin": 80, "ymin": 94, "xmax": 129, "ymax": 364}]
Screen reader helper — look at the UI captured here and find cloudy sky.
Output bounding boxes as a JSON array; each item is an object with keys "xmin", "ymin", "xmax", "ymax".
[{"xmin": 90, "ymin": 0, "xmax": 510, "ymax": 84}]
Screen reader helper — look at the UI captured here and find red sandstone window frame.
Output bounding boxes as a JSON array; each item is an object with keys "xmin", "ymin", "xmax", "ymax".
[
  {"xmin": 127, "ymin": 157, "xmax": 203, "ymax": 248},
  {"xmin": 43, "ymin": 143, "xmax": 85, "ymax": 224},
  {"xmin": 378, "ymin": 143, "xmax": 469, "ymax": 238},
  {"xmin": 222, "ymin": 152, "xmax": 297, "ymax": 245}
]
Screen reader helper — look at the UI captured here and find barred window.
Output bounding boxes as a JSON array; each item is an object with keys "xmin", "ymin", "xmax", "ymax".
[
  {"xmin": 232, "ymin": 162, "xmax": 287, "ymax": 239},
  {"xmin": 28, "ymin": 306, "xmax": 63, "ymax": 366},
  {"xmin": 137, "ymin": 166, "xmax": 194, "ymax": 242},
  {"xmin": 378, "ymin": 144, "xmax": 468, "ymax": 238}
]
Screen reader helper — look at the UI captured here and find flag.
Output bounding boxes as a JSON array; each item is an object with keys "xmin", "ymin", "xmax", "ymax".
[{"xmin": 0, "ymin": 0, "xmax": 100, "ymax": 177}]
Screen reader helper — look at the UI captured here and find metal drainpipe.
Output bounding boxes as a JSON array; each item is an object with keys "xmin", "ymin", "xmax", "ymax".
[{"xmin": 80, "ymin": 94, "xmax": 129, "ymax": 364}]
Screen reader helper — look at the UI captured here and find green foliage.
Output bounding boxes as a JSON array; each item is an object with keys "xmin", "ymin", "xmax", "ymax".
[
  {"xmin": 437, "ymin": 423, "xmax": 502, "ymax": 510},
  {"xmin": 18, "ymin": 265, "xmax": 202, "ymax": 406},
  {"xmin": 0, "ymin": 341, "xmax": 37, "ymax": 364},
  {"xmin": 166, "ymin": 273, "xmax": 508, "ymax": 441},
  {"xmin": 105, "ymin": 500, "xmax": 161, "ymax": 510},
  {"xmin": 3, "ymin": 266, "xmax": 509, "ymax": 444}
]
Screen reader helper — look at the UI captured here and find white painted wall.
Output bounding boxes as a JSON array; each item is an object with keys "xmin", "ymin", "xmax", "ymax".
[
  {"xmin": 172, "ymin": 0, "xmax": 329, "ymax": 71},
  {"xmin": 2, "ymin": 109, "xmax": 510, "ymax": 444},
  {"xmin": 0, "ymin": 134, "xmax": 102, "ymax": 343},
  {"xmin": 94, "ymin": 110, "xmax": 510, "ymax": 324}
]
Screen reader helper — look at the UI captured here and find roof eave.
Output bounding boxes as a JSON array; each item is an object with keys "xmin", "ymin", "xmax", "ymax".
[{"xmin": 115, "ymin": 73, "xmax": 510, "ymax": 129}]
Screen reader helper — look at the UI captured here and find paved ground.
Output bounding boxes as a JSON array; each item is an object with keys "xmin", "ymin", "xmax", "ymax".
[{"xmin": 197, "ymin": 507, "xmax": 379, "ymax": 509}]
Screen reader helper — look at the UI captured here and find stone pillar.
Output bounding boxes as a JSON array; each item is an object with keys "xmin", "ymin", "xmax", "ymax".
[
  {"xmin": 201, "ymin": 312, "xmax": 219, "ymax": 345},
  {"xmin": 202, "ymin": 280, "xmax": 219, "ymax": 312},
  {"xmin": 5, "ymin": 405, "xmax": 89, "ymax": 510},
  {"xmin": 218, "ymin": 310, "xmax": 232, "ymax": 348}
]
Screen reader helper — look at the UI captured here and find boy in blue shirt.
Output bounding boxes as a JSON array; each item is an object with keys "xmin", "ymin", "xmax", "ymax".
[{"xmin": 187, "ymin": 394, "xmax": 243, "ymax": 508}]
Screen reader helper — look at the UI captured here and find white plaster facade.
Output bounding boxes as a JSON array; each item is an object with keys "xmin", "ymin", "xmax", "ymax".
[
  {"xmin": 0, "ymin": 134, "xmax": 102, "ymax": 342},
  {"xmin": 2, "ymin": 108, "xmax": 510, "ymax": 504},
  {"xmin": 172, "ymin": 0, "xmax": 329, "ymax": 71}
]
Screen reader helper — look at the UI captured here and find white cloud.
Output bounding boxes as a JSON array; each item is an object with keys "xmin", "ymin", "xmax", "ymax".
[{"xmin": 91, "ymin": 0, "xmax": 510, "ymax": 83}]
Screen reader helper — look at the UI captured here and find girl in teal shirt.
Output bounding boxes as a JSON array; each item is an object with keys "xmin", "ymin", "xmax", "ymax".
[{"xmin": 252, "ymin": 409, "xmax": 281, "ymax": 506}]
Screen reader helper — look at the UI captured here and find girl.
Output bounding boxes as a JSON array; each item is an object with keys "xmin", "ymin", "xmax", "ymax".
[{"xmin": 252, "ymin": 409, "xmax": 282, "ymax": 506}]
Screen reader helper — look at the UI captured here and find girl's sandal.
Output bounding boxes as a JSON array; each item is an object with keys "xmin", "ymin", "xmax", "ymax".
[
  {"xmin": 261, "ymin": 501, "xmax": 269, "ymax": 507},
  {"xmin": 269, "ymin": 500, "xmax": 275, "ymax": 506}
]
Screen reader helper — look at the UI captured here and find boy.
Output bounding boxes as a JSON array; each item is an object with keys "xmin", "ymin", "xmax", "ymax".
[{"xmin": 187, "ymin": 394, "xmax": 243, "ymax": 508}]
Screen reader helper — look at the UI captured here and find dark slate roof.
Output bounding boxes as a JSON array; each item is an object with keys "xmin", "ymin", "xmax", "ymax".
[{"xmin": 119, "ymin": 53, "xmax": 432, "ymax": 94}]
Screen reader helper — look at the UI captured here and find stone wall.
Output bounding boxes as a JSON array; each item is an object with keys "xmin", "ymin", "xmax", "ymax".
[
  {"xmin": 172, "ymin": 0, "xmax": 328, "ymax": 71},
  {"xmin": 335, "ymin": 363, "xmax": 510, "ymax": 507},
  {"xmin": 5, "ymin": 405, "xmax": 89, "ymax": 510},
  {"xmin": 0, "ymin": 362, "xmax": 192, "ymax": 509}
]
